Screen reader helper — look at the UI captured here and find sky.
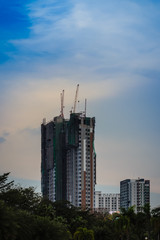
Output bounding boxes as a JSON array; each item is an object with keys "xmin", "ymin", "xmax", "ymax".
[{"xmin": 0, "ymin": 0, "xmax": 160, "ymax": 208}]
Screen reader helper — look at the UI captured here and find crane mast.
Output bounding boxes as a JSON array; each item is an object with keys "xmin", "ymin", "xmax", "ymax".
[
  {"xmin": 73, "ymin": 84, "xmax": 79, "ymax": 113},
  {"xmin": 85, "ymin": 98, "xmax": 87, "ymax": 117},
  {"xmin": 60, "ymin": 89, "xmax": 64, "ymax": 118}
]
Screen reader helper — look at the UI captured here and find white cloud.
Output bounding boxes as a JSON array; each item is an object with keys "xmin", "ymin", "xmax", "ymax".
[{"xmin": 10, "ymin": 0, "xmax": 160, "ymax": 75}]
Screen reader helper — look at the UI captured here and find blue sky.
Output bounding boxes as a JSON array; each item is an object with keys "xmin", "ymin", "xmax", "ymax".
[{"xmin": 0, "ymin": 0, "xmax": 160, "ymax": 208}]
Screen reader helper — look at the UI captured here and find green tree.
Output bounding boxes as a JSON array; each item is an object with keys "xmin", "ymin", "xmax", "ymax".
[
  {"xmin": 0, "ymin": 173, "xmax": 73, "ymax": 240},
  {"xmin": 14, "ymin": 210, "xmax": 35, "ymax": 240},
  {"xmin": 34, "ymin": 197, "xmax": 55, "ymax": 219},
  {"xmin": 73, "ymin": 227, "xmax": 94, "ymax": 240},
  {"xmin": 78, "ymin": 209, "xmax": 98, "ymax": 230},
  {"xmin": 115, "ymin": 214, "xmax": 130, "ymax": 240},
  {"xmin": 151, "ymin": 207, "xmax": 160, "ymax": 240},
  {"xmin": 0, "ymin": 172, "xmax": 14, "ymax": 192},
  {"xmin": 114, "ymin": 207, "xmax": 140, "ymax": 240},
  {"xmin": 94, "ymin": 220, "xmax": 114, "ymax": 240},
  {"xmin": 152, "ymin": 207, "xmax": 160, "ymax": 218},
  {"xmin": 143, "ymin": 204, "xmax": 151, "ymax": 240},
  {"xmin": 0, "ymin": 186, "xmax": 41, "ymax": 212},
  {"xmin": 0, "ymin": 200, "xmax": 18, "ymax": 240},
  {"xmin": 91, "ymin": 212, "xmax": 114, "ymax": 240},
  {"xmin": 33, "ymin": 216, "xmax": 71, "ymax": 240},
  {"xmin": 135, "ymin": 212, "xmax": 147, "ymax": 240},
  {"xmin": 70, "ymin": 216, "xmax": 88, "ymax": 234}
]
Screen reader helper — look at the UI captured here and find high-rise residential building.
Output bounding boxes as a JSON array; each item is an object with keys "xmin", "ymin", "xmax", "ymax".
[
  {"xmin": 120, "ymin": 178, "xmax": 150, "ymax": 213},
  {"xmin": 95, "ymin": 191, "xmax": 120, "ymax": 214},
  {"xmin": 41, "ymin": 112, "xmax": 96, "ymax": 209}
]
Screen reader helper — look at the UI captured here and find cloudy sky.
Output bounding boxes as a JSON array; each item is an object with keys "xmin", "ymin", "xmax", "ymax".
[{"xmin": 0, "ymin": 0, "xmax": 160, "ymax": 207}]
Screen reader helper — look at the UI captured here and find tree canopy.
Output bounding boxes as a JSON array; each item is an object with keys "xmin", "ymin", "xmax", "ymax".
[{"xmin": 0, "ymin": 172, "xmax": 160, "ymax": 240}]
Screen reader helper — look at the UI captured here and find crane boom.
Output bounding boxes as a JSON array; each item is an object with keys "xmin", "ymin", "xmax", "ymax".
[{"xmin": 73, "ymin": 84, "xmax": 79, "ymax": 113}]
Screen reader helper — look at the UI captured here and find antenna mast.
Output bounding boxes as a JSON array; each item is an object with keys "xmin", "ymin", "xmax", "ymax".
[{"xmin": 73, "ymin": 84, "xmax": 79, "ymax": 113}]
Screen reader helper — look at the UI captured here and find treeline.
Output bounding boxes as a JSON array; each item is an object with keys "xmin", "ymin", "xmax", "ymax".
[{"xmin": 0, "ymin": 173, "xmax": 160, "ymax": 240}]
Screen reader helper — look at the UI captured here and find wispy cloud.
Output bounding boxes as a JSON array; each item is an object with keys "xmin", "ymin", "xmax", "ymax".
[{"xmin": 9, "ymin": 0, "xmax": 160, "ymax": 75}]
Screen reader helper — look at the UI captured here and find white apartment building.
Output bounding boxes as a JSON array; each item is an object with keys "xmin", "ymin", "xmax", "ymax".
[
  {"xmin": 95, "ymin": 191, "xmax": 120, "ymax": 214},
  {"xmin": 120, "ymin": 178, "xmax": 150, "ymax": 213},
  {"xmin": 66, "ymin": 114, "xmax": 96, "ymax": 209}
]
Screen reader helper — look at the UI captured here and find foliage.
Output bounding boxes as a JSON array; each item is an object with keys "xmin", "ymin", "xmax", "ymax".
[
  {"xmin": 73, "ymin": 227, "xmax": 94, "ymax": 240},
  {"xmin": 0, "ymin": 186, "xmax": 41, "ymax": 212},
  {"xmin": 0, "ymin": 173, "xmax": 71, "ymax": 240},
  {"xmin": 34, "ymin": 197, "xmax": 55, "ymax": 218},
  {"xmin": 0, "ymin": 172, "xmax": 14, "ymax": 192},
  {"xmin": 151, "ymin": 206, "xmax": 160, "ymax": 240},
  {"xmin": 0, "ymin": 200, "xmax": 18, "ymax": 240},
  {"xmin": 94, "ymin": 219, "xmax": 114, "ymax": 240},
  {"xmin": 0, "ymin": 172, "xmax": 160, "ymax": 240}
]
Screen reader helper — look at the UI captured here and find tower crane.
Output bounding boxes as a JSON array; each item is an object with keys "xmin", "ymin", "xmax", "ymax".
[
  {"xmin": 84, "ymin": 98, "xmax": 87, "ymax": 117},
  {"xmin": 60, "ymin": 89, "xmax": 64, "ymax": 118},
  {"xmin": 73, "ymin": 84, "xmax": 79, "ymax": 113}
]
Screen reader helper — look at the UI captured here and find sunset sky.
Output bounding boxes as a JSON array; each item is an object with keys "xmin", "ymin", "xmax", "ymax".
[{"xmin": 0, "ymin": 0, "xmax": 160, "ymax": 208}]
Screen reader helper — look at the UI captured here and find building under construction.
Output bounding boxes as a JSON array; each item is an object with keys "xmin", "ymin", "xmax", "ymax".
[{"xmin": 41, "ymin": 86, "xmax": 96, "ymax": 209}]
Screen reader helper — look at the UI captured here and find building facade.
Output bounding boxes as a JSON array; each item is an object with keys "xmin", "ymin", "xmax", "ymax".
[
  {"xmin": 120, "ymin": 178, "xmax": 150, "ymax": 213},
  {"xmin": 41, "ymin": 113, "xmax": 96, "ymax": 209},
  {"xmin": 95, "ymin": 191, "xmax": 120, "ymax": 214}
]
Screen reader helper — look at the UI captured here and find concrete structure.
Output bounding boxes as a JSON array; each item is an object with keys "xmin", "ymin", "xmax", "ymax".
[
  {"xmin": 120, "ymin": 178, "xmax": 150, "ymax": 213},
  {"xmin": 41, "ymin": 113, "xmax": 96, "ymax": 209},
  {"xmin": 95, "ymin": 191, "xmax": 120, "ymax": 214}
]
